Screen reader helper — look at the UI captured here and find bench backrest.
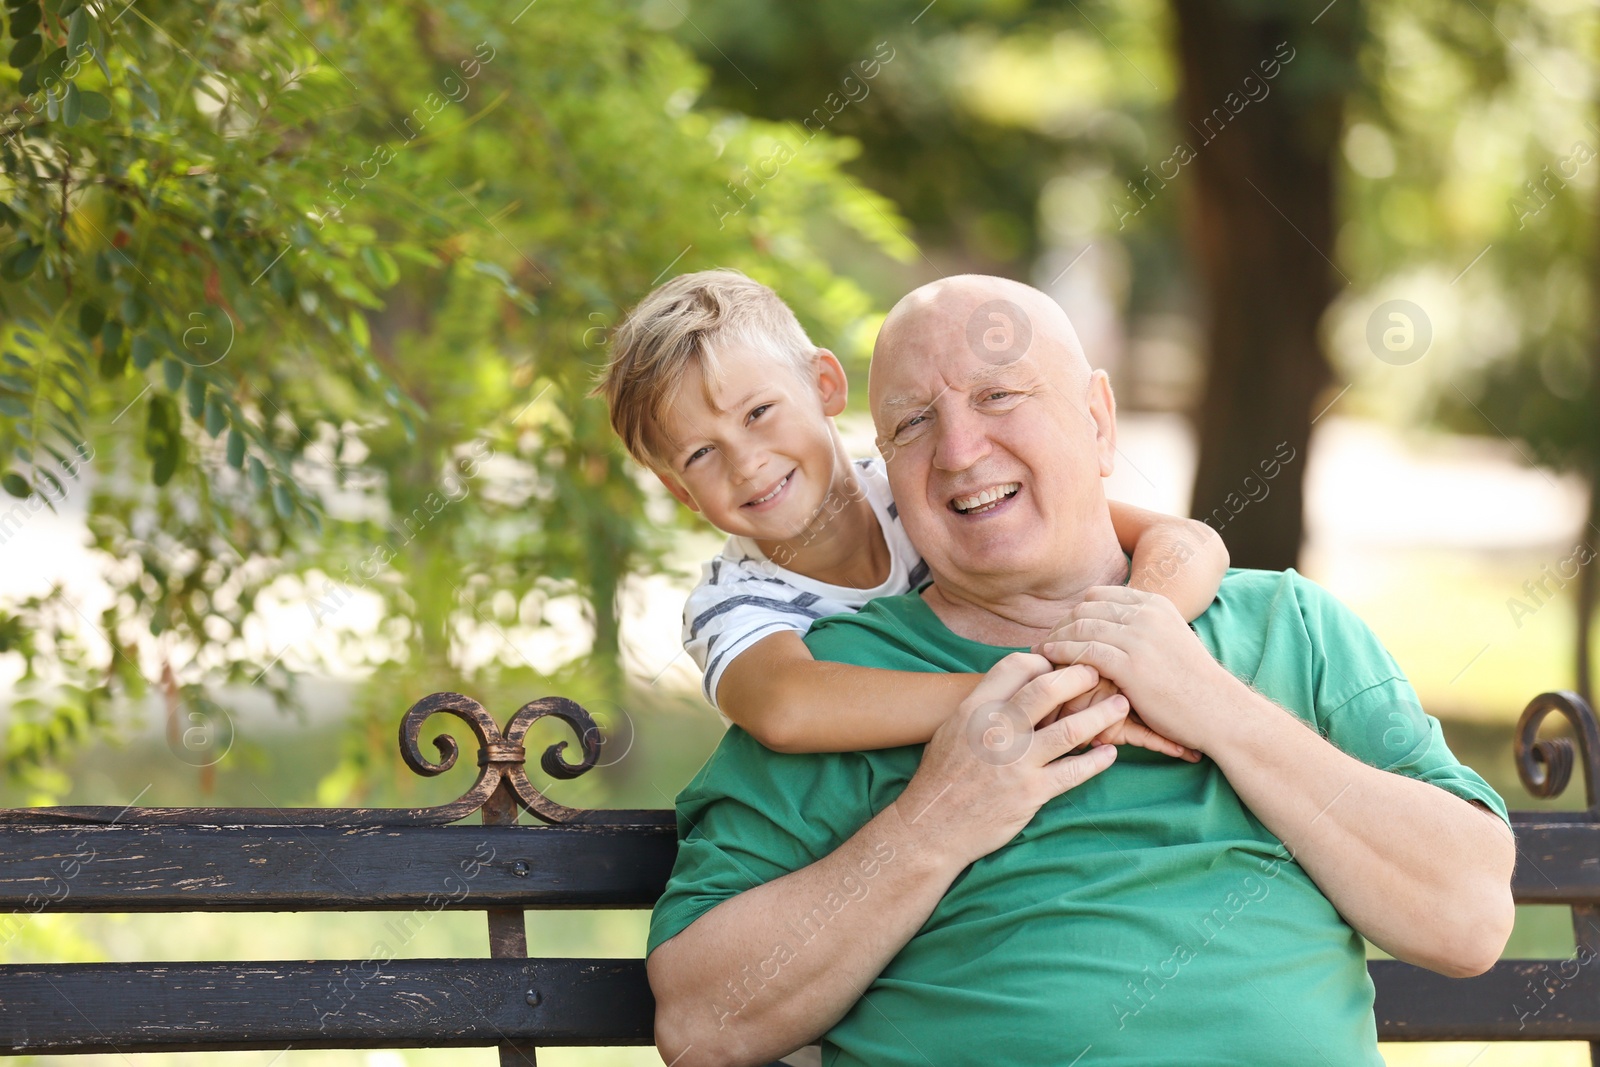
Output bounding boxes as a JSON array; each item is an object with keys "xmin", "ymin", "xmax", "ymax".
[{"xmin": 2, "ymin": 690, "xmax": 1598, "ymax": 1060}]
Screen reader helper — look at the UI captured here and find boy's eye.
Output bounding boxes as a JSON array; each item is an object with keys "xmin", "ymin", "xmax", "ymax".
[
  {"xmin": 684, "ymin": 446, "xmax": 711, "ymax": 467},
  {"xmin": 747, "ymin": 403, "xmax": 772, "ymax": 422}
]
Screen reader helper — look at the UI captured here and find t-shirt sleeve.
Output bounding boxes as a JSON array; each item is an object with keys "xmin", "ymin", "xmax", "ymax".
[
  {"xmin": 682, "ymin": 561, "xmax": 833, "ymax": 709},
  {"xmin": 647, "ymin": 731, "xmax": 861, "ymax": 956},
  {"xmin": 1294, "ymin": 575, "xmax": 1511, "ymax": 829}
]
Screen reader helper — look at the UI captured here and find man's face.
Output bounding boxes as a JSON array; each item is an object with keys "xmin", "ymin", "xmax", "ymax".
[
  {"xmin": 870, "ymin": 284, "xmax": 1117, "ymax": 592},
  {"xmin": 651, "ymin": 344, "xmax": 848, "ymax": 545}
]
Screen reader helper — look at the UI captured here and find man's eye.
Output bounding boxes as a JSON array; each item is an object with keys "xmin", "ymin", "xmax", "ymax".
[
  {"xmin": 894, "ymin": 413, "xmax": 928, "ymax": 439},
  {"xmin": 984, "ymin": 390, "xmax": 1011, "ymax": 402}
]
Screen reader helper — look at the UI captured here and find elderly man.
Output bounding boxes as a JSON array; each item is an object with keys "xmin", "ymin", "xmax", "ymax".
[{"xmin": 646, "ymin": 275, "xmax": 1515, "ymax": 1067}]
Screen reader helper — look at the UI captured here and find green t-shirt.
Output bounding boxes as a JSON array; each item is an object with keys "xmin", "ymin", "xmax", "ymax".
[{"xmin": 647, "ymin": 569, "xmax": 1510, "ymax": 1066}]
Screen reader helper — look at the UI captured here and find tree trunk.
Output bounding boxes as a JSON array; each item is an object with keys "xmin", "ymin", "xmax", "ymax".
[{"xmin": 1172, "ymin": 1, "xmax": 1352, "ymax": 571}]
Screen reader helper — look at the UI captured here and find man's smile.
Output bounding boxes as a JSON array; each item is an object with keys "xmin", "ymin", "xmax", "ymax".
[{"xmin": 950, "ymin": 481, "xmax": 1020, "ymax": 516}]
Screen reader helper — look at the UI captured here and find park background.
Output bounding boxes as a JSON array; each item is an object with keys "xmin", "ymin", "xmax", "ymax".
[{"xmin": 1, "ymin": 0, "xmax": 1599, "ymax": 1063}]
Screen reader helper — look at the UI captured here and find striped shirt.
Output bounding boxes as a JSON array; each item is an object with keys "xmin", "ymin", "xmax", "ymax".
[{"xmin": 682, "ymin": 457, "xmax": 927, "ymax": 714}]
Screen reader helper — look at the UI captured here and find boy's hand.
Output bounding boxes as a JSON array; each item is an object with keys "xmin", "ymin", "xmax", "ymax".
[{"xmin": 1036, "ymin": 634, "xmax": 1204, "ymax": 763}]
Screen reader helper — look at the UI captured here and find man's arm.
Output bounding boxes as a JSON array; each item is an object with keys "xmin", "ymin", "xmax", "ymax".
[
  {"xmin": 718, "ymin": 631, "xmax": 1197, "ymax": 761},
  {"xmin": 1109, "ymin": 499, "xmax": 1229, "ymax": 621},
  {"xmin": 1039, "ymin": 587, "xmax": 1516, "ymax": 977},
  {"xmin": 651, "ymin": 657, "xmax": 1129, "ymax": 1067}
]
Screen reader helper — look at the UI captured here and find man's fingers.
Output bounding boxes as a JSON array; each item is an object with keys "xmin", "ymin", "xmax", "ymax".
[
  {"xmin": 967, "ymin": 651, "xmax": 1060, "ymax": 710},
  {"xmin": 1042, "ymin": 740, "xmax": 1119, "ymax": 797},
  {"xmin": 1033, "ymin": 693, "xmax": 1129, "ymax": 764},
  {"xmin": 1035, "ymin": 636, "xmax": 1125, "ymax": 677},
  {"xmin": 1009, "ymin": 663, "xmax": 1103, "ymax": 727},
  {"xmin": 1082, "ymin": 585, "xmax": 1150, "ymax": 605}
]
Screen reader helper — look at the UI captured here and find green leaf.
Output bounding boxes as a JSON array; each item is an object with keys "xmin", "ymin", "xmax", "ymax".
[
  {"xmin": 269, "ymin": 262, "xmax": 294, "ymax": 303},
  {"xmin": 360, "ymin": 246, "xmax": 400, "ymax": 288},
  {"xmin": 120, "ymin": 291, "xmax": 149, "ymax": 328},
  {"xmin": 7, "ymin": 32, "xmax": 39, "ymax": 68},
  {"xmin": 144, "ymin": 394, "xmax": 180, "ymax": 486},
  {"xmin": 1, "ymin": 240, "xmax": 41, "ymax": 280},
  {"xmin": 162, "ymin": 356, "xmax": 184, "ymax": 391},
  {"xmin": 65, "ymin": 9, "xmax": 85, "ymax": 55},
  {"xmin": 271, "ymin": 482, "xmax": 293, "ymax": 518},
  {"xmin": 185, "ymin": 375, "xmax": 205, "ymax": 420},
  {"xmin": 60, "ymin": 81, "xmax": 80, "ymax": 126},
  {"xmin": 77, "ymin": 301, "xmax": 103, "ymax": 338},
  {"xmin": 97, "ymin": 337, "xmax": 127, "ymax": 379},
  {"xmin": 9, "ymin": 5, "xmax": 41, "ymax": 37},
  {"xmin": 100, "ymin": 318, "xmax": 121, "ymax": 354},
  {"xmin": 130, "ymin": 334, "xmax": 156, "ymax": 369},
  {"xmin": 246, "ymin": 454, "xmax": 266, "ymax": 489},
  {"xmin": 0, "ymin": 397, "xmax": 28, "ymax": 417},
  {"xmin": 77, "ymin": 88, "xmax": 109, "ymax": 121},
  {"xmin": 225, "ymin": 427, "xmax": 245, "ymax": 469},
  {"xmin": 0, "ymin": 202, "xmax": 17, "ymax": 228},
  {"xmin": 204, "ymin": 395, "xmax": 227, "ymax": 438},
  {"xmin": 54, "ymin": 0, "xmax": 82, "ymax": 14},
  {"xmin": 0, "ymin": 472, "xmax": 28, "ymax": 498}
]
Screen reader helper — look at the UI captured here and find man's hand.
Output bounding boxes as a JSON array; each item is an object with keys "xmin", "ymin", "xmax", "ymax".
[
  {"xmin": 893, "ymin": 653, "xmax": 1130, "ymax": 873},
  {"xmin": 1045, "ymin": 677, "xmax": 1203, "ymax": 763},
  {"xmin": 1033, "ymin": 586, "xmax": 1236, "ymax": 754}
]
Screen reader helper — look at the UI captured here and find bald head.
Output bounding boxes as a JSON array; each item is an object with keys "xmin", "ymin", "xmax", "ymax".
[
  {"xmin": 869, "ymin": 275, "xmax": 1092, "ymax": 428},
  {"xmin": 863, "ymin": 272, "xmax": 1123, "ymax": 613}
]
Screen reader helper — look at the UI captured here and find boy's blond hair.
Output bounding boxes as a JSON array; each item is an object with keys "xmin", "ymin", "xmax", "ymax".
[{"xmin": 595, "ymin": 268, "xmax": 816, "ymax": 468}]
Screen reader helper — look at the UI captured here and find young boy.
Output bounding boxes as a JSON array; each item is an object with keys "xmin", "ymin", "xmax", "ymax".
[{"xmin": 597, "ymin": 268, "xmax": 1228, "ymax": 760}]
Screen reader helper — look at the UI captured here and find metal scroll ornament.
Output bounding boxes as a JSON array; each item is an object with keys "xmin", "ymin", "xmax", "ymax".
[
  {"xmin": 1514, "ymin": 690, "xmax": 1600, "ymax": 822},
  {"xmin": 0, "ymin": 692, "xmax": 620, "ymax": 827},
  {"xmin": 398, "ymin": 691, "xmax": 603, "ymax": 825}
]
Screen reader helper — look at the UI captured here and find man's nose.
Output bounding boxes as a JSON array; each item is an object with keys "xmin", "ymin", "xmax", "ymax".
[{"xmin": 932, "ymin": 411, "xmax": 989, "ymax": 472}]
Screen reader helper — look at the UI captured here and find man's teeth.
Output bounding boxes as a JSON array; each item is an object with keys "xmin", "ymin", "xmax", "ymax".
[
  {"xmin": 750, "ymin": 474, "xmax": 789, "ymax": 505},
  {"xmin": 953, "ymin": 483, "xmax": 1019, "ymax": 514}
]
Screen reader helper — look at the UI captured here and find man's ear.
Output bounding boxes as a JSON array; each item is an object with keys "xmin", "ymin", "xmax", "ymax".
[
  {"xmin": 1088, "ymin": 369, "xmax": 1118, "ymax": 478},
  {"xmin": 813, "ymin": 349, "xmax": 849, "ymax": 417},
  {"xmin": 654, "ymin": 469, "xmax": 700, "ymax": 513}
]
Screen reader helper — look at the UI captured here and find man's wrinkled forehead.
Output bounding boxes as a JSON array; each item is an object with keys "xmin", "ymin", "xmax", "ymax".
[
  {"xmin": 869, "ymin": 277, "xmax": 1086, "ymax": 425},
  {"xmin": 875, "ymin": 357, "xmax": 1044, "ymax": 420}
]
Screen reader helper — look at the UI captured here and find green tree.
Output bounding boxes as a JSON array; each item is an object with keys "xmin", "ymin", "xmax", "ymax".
[{"xmin": 0, "ymin": 0, "xmax": 909, "ymax": 792}]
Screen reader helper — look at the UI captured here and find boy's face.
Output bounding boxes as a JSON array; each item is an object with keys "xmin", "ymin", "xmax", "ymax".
[{"xmin": 652, "ymin": 344, "xmax": 849, "ymax": 546}]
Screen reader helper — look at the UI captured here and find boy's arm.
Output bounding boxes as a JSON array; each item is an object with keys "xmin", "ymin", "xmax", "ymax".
[
  {"xmin": 1109, "ymin": 500, "xmax": 1229, "ymax": 621},
  {"xmin": 719, "ymin": 630, "xmax": 1198, "ymax": 762},
  {"xmin": 716, "ymin": 630, "xmax": 979, "ymax": 754}
]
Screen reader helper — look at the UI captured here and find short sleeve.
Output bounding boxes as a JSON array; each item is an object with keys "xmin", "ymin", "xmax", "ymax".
[
  {"xmin": 683, "ymin": 563, "xmax": 830, "ymax": 709},
  {"xmin": 1292, "ymin": 577, "xmax": 1512, "ymax": 830},
  {"xmin": 647, "ymin": 731, "xmax": 867, "ymax": 955}
]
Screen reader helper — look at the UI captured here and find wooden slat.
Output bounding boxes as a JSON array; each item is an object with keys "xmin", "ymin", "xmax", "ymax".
[
  {"xmin": 0, "ymin": 958, "xmax": 653, "ymax": 1053},
  {"xmin": 0, "ymin": 824, "xmax": 676, "ymax": 912},
  {"xmin": 1509, "ymin": 818, "xmax": 1600, "ymax": 904},
  {"xmin": 1374, "ymin": 959, "xmax": 1600, "ymax": 1041}
]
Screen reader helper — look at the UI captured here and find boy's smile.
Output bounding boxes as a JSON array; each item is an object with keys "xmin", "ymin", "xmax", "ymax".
[{"xmin": 651, "ymin": 342, "xmax": 855, "ymax": 555}]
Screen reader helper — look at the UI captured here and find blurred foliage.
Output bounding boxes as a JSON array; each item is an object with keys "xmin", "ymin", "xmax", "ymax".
[{"xmin": 0, "ymin": 0, "xmax": 908, "ymax": 794}]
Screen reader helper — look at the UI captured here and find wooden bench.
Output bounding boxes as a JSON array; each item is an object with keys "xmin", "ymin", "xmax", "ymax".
[{"xmin": 1, "ymin": 689, "xmax": 1598, "ymax": 1062}]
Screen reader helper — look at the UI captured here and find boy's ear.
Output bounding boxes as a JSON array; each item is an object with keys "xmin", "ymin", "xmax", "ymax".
[
  {"xmin": 654, "ymin": 469, "xmax": 700, "ymax": 513},
  {"xmin": 813, "ymin": 349, "xmax": 849, "ymax": 418}
]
